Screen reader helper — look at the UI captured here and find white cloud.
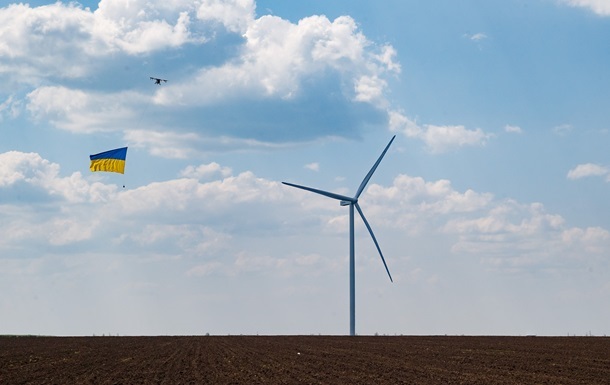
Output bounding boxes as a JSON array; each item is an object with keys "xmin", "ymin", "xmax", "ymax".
[
  {"xmin": 93, "ymin": 0, "xmax": 207, "ymax": 53},
  {"xmin": 0, "ymin": 151, "xmax": 289, "ymax": 261},
  {"xmin": 124, "ymin": 129, "xmax": 202, "ymax": 159},
  {"xmin": 361, "ymin": 175, "xmax": 609, "ymax": 271},
  {"xmin": 389, "ymin": 110, "xmax": 492, "ymax": 153},
  {"xmin": 116, "ymin": 11, "xmax": 196, "ymax": 54},
  {"xmin": 0, "ymin": 151, "xmax": 116, "ymax": 203},
  {"xmin": 388, "ymin": 110, "xmax": 422, "ymax": 137},
  {"xmin": 304, "ymin": 163, "xmax": 319, "ymax": 172},
  {"xmin": 567, "ymin": 163, "xmax": 609, "ymax": 180},
  {"xmin": 553, "ymin": 123, "xmax": 572, "ymax": 136},
  {"xmin": 283, "ymin": 170, "xmax": 610, "ymax": 277},
  {"xmin": 442, "ymin": 198, "xmax": 610, "ymax": 271},
  {"xmin": 196, "ymin": 0, "xmax": 255, "ymax": 34},
  {"xmin": 462, "ymin": 32, "xmax": 489, "ymax": 50},
  {"xmin": 354, "ymin": 75, "xmax": 387, "ymax": 104},
  {"xmin": 562, "ymin": 226, "xmax": 610, "ymax": 253},
  {"xmin": 504, "ymin": 124, "xmax": 522, "ymax": 134},
  {"xmin": 124, "ymin": 130, "xmax": 288, "ymax": 158},
  {"xmin": 113, "ymin": 170, "xmax": 285, "ymax": 219},
  {"xmin": 180, "ymin": 162, "xmax": 233, "ymax": 179},
  {"xmin": 6, "ymin": 215, "xmax": 96, "ymax": 250},
  {"xmin": 423, "ymin": 125, "xmax": 490, "ymax": 153},
  {"xmin": 561, "ymin": 0, "xmax": 610, "ymax": 16},
  {"xmin": 154, "ymin": 14, "xmax": 398, "ymax": 106},
  {"xmin": 464, "ymin": 32, "xmax": 488, "ymax": 41},
  {"xmin": 375, "ymin": 45, "xmax": 401, "ymax": 73},
  {"xmin": 27, "ymin": 87, "xmax": 145, "ymax": 134},
  {"xmin": 444, "ymin": 201, "xmax": 564, "ymax": 237},
  {"xmin": 0, "ymin": 95, "xmax": 21, "ymax": 120},
  {"xmin": 369, "ymin": 175, "xmax": 494, "ymax": 213},
  {"xmin": 0, "ymin": 151, "xmax": 119, "ymax": 247},
  {"xmin": 47, "ymin": 218, "xmax": 98, "ymax": 246},
  {"xmin": 3, "ymin": 1, "xmax": 400, "ymax": 152},
  {"xmin": 0, "ymin": 3, "xmax": 96, "ymax": 80},
  {"xmin": 0, "ymin": 1, "xmax": 205, "ymax": 84}
]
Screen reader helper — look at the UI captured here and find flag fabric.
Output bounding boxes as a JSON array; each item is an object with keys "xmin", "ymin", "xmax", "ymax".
[{"xmin": 89, "ymin": 147, "xmax": 128, "ymax": 174}]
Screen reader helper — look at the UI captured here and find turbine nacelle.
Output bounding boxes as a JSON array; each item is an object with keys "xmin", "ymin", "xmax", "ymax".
[{"xmin": 340, "ymin": 200, "xmax": 352, "ymax": 206}]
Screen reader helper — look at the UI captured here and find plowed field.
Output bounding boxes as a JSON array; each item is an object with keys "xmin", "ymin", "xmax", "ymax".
[{"xmin": 1, "ymin": 335, "xmax": 608, "ymax": 384}]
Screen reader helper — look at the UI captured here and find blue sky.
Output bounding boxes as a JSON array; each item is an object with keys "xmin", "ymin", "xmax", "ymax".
[{"xmin": 1, "ymin": 0, "xmax": 609, "ymax": 336}]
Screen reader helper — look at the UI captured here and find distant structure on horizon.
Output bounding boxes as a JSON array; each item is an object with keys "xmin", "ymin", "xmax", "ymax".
[{"xmin": 283, "ymin": 136, "xmax": 395, "ymax": 336}]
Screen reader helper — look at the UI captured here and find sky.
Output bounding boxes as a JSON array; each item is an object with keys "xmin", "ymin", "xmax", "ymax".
[{"xmin": 1, "ymin": 0, "xmax": 609, "ymax": 336}]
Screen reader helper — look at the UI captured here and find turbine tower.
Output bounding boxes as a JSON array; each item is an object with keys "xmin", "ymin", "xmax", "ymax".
[{"xmin": 283, "ymin": 135, "xmax": 395, "ymax": 336}]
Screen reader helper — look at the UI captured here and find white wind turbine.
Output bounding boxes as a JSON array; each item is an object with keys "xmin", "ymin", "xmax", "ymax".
[{"xmin": 283, "ymin": 136, "xmax": 395, "ymax": 336}]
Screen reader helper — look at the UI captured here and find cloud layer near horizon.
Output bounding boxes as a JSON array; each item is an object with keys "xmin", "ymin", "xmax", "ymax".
[{"xmin": 2, "ymin": 150, "xmax": 607, "ymax": 277}]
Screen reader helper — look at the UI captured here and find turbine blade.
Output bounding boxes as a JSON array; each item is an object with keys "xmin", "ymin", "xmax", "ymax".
[
  {"xmin": 355, "ymin": 135, "xmax": 396, "ymax": 199},
  {"xmin": 355, "ymin": 202, "xmax": 393, "ymax": 282},
  {"xmin": 282, "ymin": 182, "xmax": 355, "ymax": 203}
]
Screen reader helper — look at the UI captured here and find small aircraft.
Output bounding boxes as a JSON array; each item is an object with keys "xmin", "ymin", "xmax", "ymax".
[{"xmin": 150, "ymin": 77, "xmax": 167, "ymax": 85}]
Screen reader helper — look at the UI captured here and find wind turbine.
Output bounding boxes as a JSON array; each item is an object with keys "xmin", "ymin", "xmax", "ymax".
[{"xmin": 283, "ymin": 135, "xmax": 395, "ymax": 336}]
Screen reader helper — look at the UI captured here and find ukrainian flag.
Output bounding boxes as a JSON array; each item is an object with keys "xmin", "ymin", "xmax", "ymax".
[{"xmin": 89, "ymin": 147, "xmax": 128, "ymax": 174}]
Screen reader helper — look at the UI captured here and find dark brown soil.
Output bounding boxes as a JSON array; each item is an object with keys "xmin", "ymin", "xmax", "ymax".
[{"xmin": 1, "ymin": 335, "xmax": 608, "ymax": 384}]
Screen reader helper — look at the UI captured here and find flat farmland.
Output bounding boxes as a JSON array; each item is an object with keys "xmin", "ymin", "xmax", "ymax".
[{"xmin": 1, "ymin": 335, "xmax": 608, "ymax": 384}]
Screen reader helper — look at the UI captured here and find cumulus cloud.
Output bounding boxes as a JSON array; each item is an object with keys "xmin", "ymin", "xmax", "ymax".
[
  {"xmin": 375, "ymin": 45, "xmax": 401, "ymax": 73},
  {"xmin": 0, "ymin": 0, "xmax": 506, "ymax": 162},
  {"xmin": 359, "ymin": 174, "xmax": 494, "ymax": 235},
  {"xmin": 422, "ymin": 125, "xmax": 491, "ymax": 153},
  {"xmin": 124, "ymin": 130, "xmax": 288, "ymax": 158},
  {"xmin": 282, "ymin": 170, "xmax": 610, "ymax": 273},
  {"xmin": 0, "ymin": 151, "xmax": 117, "ymax": 248},
  {"xmin": 2, "ymin": 1, "xmax": 400, "ymax": 152},
  {"xmin": 567, "ymin": 163, "xmax": 610, "ymax": 180},
  {"xmin": 180, "ymin": 162, "xmax": 233, "ymax": 179},
  {"xmin": 0, "ymin": 150, "xmax": 285, "ymax": 260},
  {"xmin": 442, "ymin": 198, "xmax": 608, "ymax": 271},
  {"xmin": 561, "ymin": 226, "xmax": 610, "ymax": 253},
  {"xmin": 388, "ymin": 110, "xmax": 492, "ymax": 153},
  {"xmin": 112, "ymin": 170, "xmax": 286, "ymax": 220},
  {"xmin": 561, "ymin": 0, "xmax": 610, "ymax": 16},
  {"xmin": 1, "ymin": 151, "xmax": 607, "ymax": 282},
  {"xmin": 354, "ymin": 75, "xmax": 387, "ymax": 104},
  {"xmin": 0, "ymin": 1, "xmax": 205, "ymax": 83},
  {"xmin": 0, "ymin": 3, "xmax": 97, "ymax": 81},
  {"xmin": 0, "ymin": 151, "xmax": 116, "ymax": 203},
  {"xmin": 353, "ymin": 174, "xmax": 609, "ymax": 272},
  {"xmin": 124, "ymin": 129, "xmax": 202, "ymax": 159},
  {"xmin": 196, "ymin": 0, "xmax": 255, "ymax": 34},
  {"xmin": 153, "ymin": 14, "xmax": 398, "ymax": 106},
  {"xmin": 444, "ymin": 201, "xmax": 564, "ymax": 238},
  {"xmin": 27, "ymin": 86, "xmax": 147, "ymax": 133},
  {"xmin": 0, "ymin": 151, "xmax": 344, "ymax": 281}
]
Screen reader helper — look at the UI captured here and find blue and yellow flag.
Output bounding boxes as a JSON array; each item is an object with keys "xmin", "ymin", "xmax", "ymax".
[{"xmin": 89, "ymin": 147, "xmax": 128, "ymax": 174}]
